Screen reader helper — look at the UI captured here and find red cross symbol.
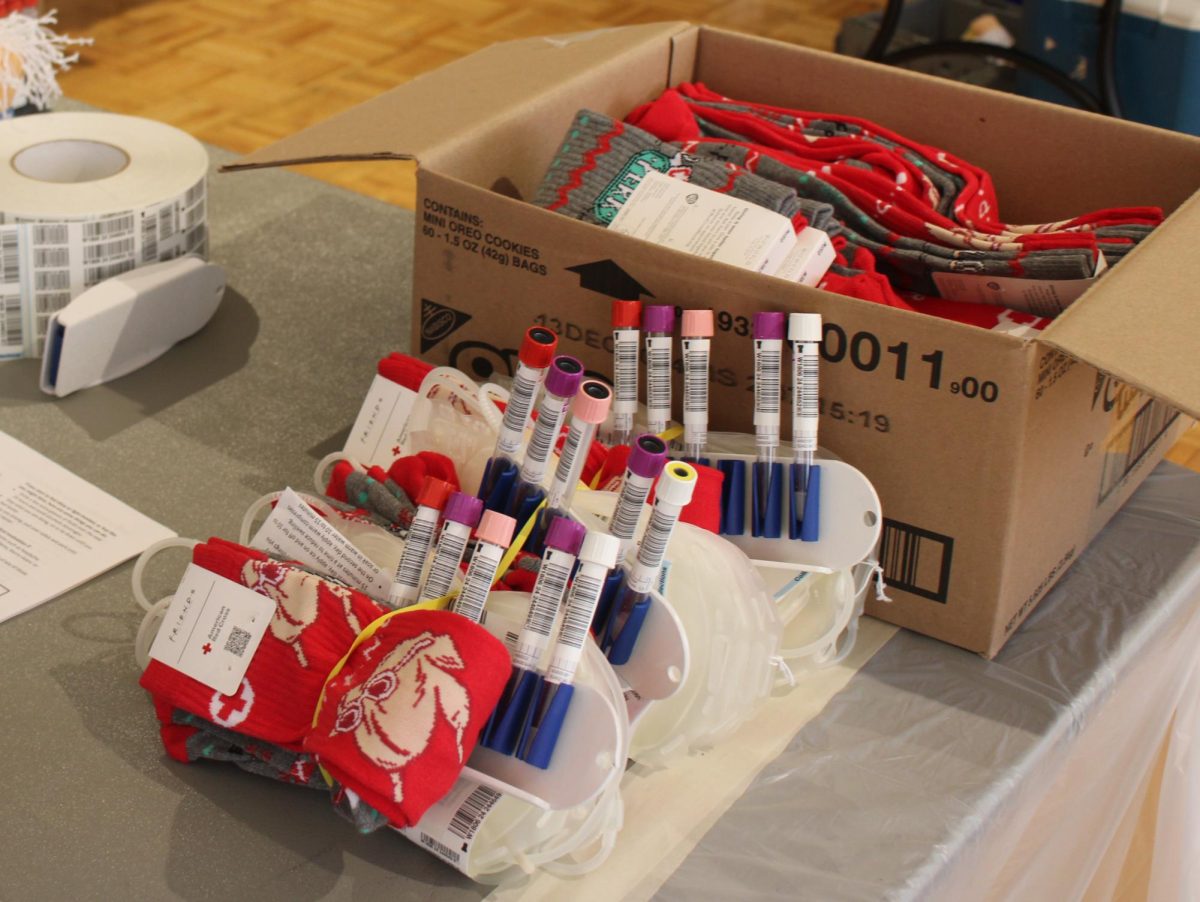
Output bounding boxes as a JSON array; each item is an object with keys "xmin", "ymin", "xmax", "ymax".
[
  {"xmin": 201, "ymin": 643, "xmax": 213, "ymax": 655},
  {"xmin": 209, "ymin": 679, "xmax": 255, "ymax": 728},
  {"xmin": 392, "ymin": 445, "xmax": 402, "ymax": 457}
]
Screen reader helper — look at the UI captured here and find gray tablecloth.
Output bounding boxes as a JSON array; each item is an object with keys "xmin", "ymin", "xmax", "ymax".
[{"xmin": 2, "ymin": 134, "xmax": 1198, "ymax": 901}]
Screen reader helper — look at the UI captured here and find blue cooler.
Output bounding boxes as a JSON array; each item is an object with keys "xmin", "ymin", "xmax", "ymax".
[{"xmin": 1020, "ymin": 0, "xmax": 1200, "ymax": 134}]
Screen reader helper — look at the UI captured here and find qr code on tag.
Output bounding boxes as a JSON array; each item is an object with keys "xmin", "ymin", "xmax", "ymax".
[{"xmin": 224, "ymin": 627, "xmax": 252, "ymax": 657}]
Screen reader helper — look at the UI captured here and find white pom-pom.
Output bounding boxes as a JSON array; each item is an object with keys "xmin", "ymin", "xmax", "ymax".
[{"xmin": 0, "ymin": 10, "xmax": 92, "ymax": 113}]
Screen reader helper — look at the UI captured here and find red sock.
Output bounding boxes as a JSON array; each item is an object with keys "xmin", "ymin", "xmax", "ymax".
[
  {"xmin": 498, "ymin": 552, "xmax": 541, "ymax": 592},
  {"xmin": 907, "ymin": 297, "xmax": 1051, "ymax": 333},
  {"xmin": 378, "ymin": 353, "xmax": 433, "ymax": 392},
  {"xmin": 386, "ymin": 451, "xmax": 460, "ymax": 502},
  {"xmin": 140, "ymin": 539, "xmax": 387, "ymax": 751},
  {"xmin": 304, "ymin": 609, "xmax": 510, "ymax": 828},
  {"xmin": 645, "ymin": 462, "xmax": 724, "ymax": 534},
  {"xmin": 593, "ymin": 444, "xmax": 631, "ymax": 492},
  {"xmin": 577, "ymin": 436, "xmax": 612, "ymax": 489}
]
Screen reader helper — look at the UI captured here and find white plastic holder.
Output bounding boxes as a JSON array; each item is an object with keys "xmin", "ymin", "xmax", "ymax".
[
  {"xmin": 615, "ymin": 583, "xmax": 690, "ymax": 725},
  {"xmin": 566, "ymin": 490, "xmax": 691, "ymax": 712},
  {"xmin": 459, "ymin": 595, "xmax": 629, "ymax": 812},
  {"xmin": 714, "ymin": 454, "xmax": 880, "ymax": 572}
]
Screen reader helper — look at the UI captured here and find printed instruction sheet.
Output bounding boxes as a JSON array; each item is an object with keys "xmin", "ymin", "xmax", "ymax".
[{"xmin": 0, "ymin": 432, "xmax": 174, "ymax": 623}]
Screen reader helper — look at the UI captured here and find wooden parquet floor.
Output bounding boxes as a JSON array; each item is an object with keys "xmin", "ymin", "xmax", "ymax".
[
  {"xmin": 54, "ymin": 0, "xmax": 881, "ymax": 208},
  {"xmin": 50, "ymin": 0, "xmax": 1200, "ymax": 469}
]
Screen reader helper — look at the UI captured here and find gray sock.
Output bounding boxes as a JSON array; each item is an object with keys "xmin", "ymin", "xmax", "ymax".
[{"xmin": 533, "ymin": 110, "xmax": 809, "ymax": 225}]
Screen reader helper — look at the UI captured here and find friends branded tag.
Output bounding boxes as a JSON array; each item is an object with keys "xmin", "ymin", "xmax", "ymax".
[{"xmin": 149, "ymin": 563, "xmax": 274, "ymax": 694}]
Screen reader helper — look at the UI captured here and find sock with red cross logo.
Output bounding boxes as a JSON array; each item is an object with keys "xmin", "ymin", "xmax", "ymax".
[{"xmin": 140, "ymin": 538, "xmax": 388, "ymax": 751}]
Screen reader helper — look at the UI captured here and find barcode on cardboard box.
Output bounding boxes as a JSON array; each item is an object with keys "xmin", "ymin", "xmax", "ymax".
[
  {"xmin": 880, "ymin": 518, "xmax": 954, "ymax": 603},
  {"xmin": 1098, "ymin": 399, "xmax": 1179, "ymax": 504}
]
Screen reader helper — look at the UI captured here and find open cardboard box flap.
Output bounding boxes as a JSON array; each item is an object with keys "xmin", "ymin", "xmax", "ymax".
[
  {"xmin": 225, "ymin": 21, "xmax": 1200, "ymax": 419},
  {"xmin": 1039, "ymin": 189, "xmax": 1200, "ymax": 420}
]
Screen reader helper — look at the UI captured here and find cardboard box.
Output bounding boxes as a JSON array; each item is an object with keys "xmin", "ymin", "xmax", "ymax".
[{"xmin": 228, "ymin": 22, "xmax": 1200, "ymax": 657}]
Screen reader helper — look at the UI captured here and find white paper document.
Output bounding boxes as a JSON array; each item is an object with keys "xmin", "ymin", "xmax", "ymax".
[
  {"xmin": 249, "ymin": 487, "xmax": 390, "ymax": 599},
  {"xmin": 0, "ymin": 431, "xmax": 175, "ymax": 623}
]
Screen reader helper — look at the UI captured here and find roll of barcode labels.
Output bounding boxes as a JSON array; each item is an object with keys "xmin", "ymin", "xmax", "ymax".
[{"xmin": 0, "ymin": 111, "xmax": 210, "ymax": 358}]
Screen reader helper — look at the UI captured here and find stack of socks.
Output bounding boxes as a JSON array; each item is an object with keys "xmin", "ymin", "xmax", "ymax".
[
  {"xmin": 141, "ymin": 538, "xmax": 509, "ymax": 829},
  {"xmin": 533, "ymin": 89, "xmax": 1161, "ymax": 328}
]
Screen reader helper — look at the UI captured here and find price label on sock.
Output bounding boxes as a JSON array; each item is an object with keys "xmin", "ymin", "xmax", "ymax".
[
  {"xmin": 396, "ymin": 778, "xmax": 502, "ymax": 875},
  {"xmin": 149, "ymin": 563, "xmax": 274, "ymax": 695}
]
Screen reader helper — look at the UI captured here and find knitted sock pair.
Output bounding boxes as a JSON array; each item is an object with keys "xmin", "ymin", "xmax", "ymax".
[
  {"xmin": 660, "ymin": 84, "xmax": 1161, "ymax": 238},
  {"xmin": 530, "ymin": 109, "xmax": 1033, "ymax": 323},
  {"xmin": 533, "ymin": 93, "xmax": 1158, "ymax": 326},
  {"xmin": 532, "ymin": 109, "xmax": 829, "ymax": 234},
  {"xmin": 627, "ymin": 86, "xmax": 1158, "ymax": 291},
  {"xmin": 141, "ymin": 537, "xmax": 510, "ymax": 829},
  {"xmin": 161, "ymin": 707, "xmax": 327, "ymax": 789}
]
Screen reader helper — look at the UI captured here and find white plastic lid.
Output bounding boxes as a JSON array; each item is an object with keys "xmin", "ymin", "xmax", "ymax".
[
  {"xmin": 656, "ymin": 461, "xmax": 697, "ymax": 508},
  {"xmin": 579, "ymin": 531, "xmax": 620, "ymax": 569},
  {"xmin": 788, "ymin": 312, "xmax": 822, "ymax": 343}
]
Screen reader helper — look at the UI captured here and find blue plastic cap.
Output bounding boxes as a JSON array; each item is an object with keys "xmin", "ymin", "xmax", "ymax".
[
  {"xmin": 751, "ymin": 461, "xmax": 783, "ymax": 539},
  {"xmin": 800, "ymin": 465, "xmax": 822, "ymax": 543},
  {"xmin": 485, "ymin": 668, "xmax": 540, "ymax": 756},
  {"xmin": 519, "ymin": 679, "xmax": 575, "ymax": 770},
  {"xmin": 607, "ymin": 595, "xmax": 651, "ymax": 665}
]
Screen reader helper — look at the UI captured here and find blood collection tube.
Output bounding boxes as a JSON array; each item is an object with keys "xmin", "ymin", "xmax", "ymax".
[
  {"xmin": 543, "ymin": 380, "xmax": 613, "ymax": 519},
  {"xmin": 681, "ymin": 309, "xmax": 714, "ymax": 462},
  {"xmin": 519, "ymin": 530, "xmax": 621, "ymax": 768},
  {"xmin": 643, "ymin": 305, "xmax": 675, "ymax": 436},
  {"xmin": 511, "ymin": 355, "xmax": 584, "ymax": 523},
  {"xmin": 609, "ymin": 300, "xmax": 641, "ymax": 445},
  {"xmin": 607, "ymin": 433, "xmax": 668, "ymax": 561},
  {"xmin": 387, "ymin": 477, "xmax": 452, "ymax": 608},
  {"xmin": 482, "ymin": 516, "xmax": 586, "ymax": 754},
  {"xmin": 417, "ymin": 492, "xmax": 483, "ymax": 603},
  {"xmin": 603, "ymin": 461, "xmax": 698, "ymax": 664},
  {"xmin": 752, "ymin": 312, "xmax": 785, "ymax": 536},
  {"xmin": 790, "ymin": 312, "xmax": 823, "ymax": 540},
  {"xmin": 451, "ymin": 510, "xmax": 516, "ymax": 624},
  {"xmin": 479, "ymin": 326, "xmax": 557, "ymax": 509}
]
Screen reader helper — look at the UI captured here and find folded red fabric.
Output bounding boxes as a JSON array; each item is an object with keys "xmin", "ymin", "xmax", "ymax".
[
  {"xmin": 304, "ymin": 609, "xmax": 510, "ymax": 828},
  {"xmin": 141, "ymin": 538, "xmax": 383, "ymax": 751},
  {"xmin": 377, "ymin": 352, "xmax": 433, "ymax": 392},
  {"xmin": 141, "ymin": 538, "xmax": 510, "ymax": 828}
]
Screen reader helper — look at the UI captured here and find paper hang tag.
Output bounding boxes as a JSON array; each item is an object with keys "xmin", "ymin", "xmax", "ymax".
[
  {"xmin": 931, "ymin": 253, "xmax": 1109, "ymax": 318},
  {"xmin": 772, "ymin": 226, "xmax": 836, "ymax": 287},
  {"xmin": 608, "ymin": 169, "xmax": 796, "ymax": 274},
  {"xmin": 343, "ymin": 373, "xmax": 420, "ymax": 468},
  {"xmin": 149, "ymin": 562, "xmax": 274, "ymax": 695},
  {"xmin": 249, "ymin": 487, "xmax": 390, "ymax": 600}
]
